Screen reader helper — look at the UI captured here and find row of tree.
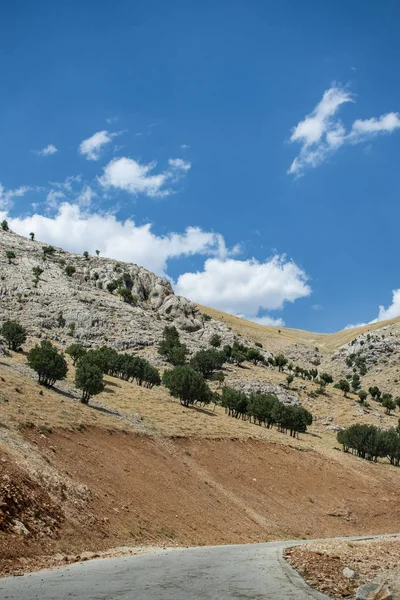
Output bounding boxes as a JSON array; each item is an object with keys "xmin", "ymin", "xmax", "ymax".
[
  {"xmin": 220, "ymin": 388, "xmax": 313, "ymax": 437},
  {"xmin": 337, "ymin": 423, "xmax": 400, "ymax": 466}
]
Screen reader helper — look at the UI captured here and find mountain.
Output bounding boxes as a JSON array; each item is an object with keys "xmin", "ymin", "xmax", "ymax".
[{"xmin": 1, "ymin": 227, "xmax": 400, "ymax": 578}]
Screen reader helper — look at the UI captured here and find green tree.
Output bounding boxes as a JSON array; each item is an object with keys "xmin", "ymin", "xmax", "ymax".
[
  {"xmin": 1, "ymin": 220, "xmax": 9, "ymax": 231},
  {"xmin": 286, "ymin": 374, "xmax": 294, "ymax": 388},
  {"xmin": 158, "ymin": 326, "xmax": 188, "ymax": 365},
  {"xmin": 274, "ymin": 354, "xmax": 288, "ymax": 372},
  {"xmin": 338, "ymin": 379, "xmax": 350, "ymax": 397},
  {"xmin": 27, "ymin": 341, "xmax": 68, "ymax": 386},
  {"xmin": 1, "ymin": 320, "xmax": 27, "ymax": 350},
  {"xmin": 107, "ymin": 281, "xmax": 118, "ymax": 293},
  {"xmin": 66, "ymin": 343, "xmax": 87, "ymax": 365},
  {"xmin": 358, "ymin": 390, "xmax": 368, "ymax": 404},
  {"xmin": 95, "ymin": 250, "xmax": 100, "ymax": 256},
  {"xmin": 65, "ymin": 265, "xmax": 76, "ymax": 277},
  {"xmin": 395, "ymin": 397, "xmax": 400, "ymax": 411},
  {"xmin": 246, "ymin": 347, "xmax": 265, "ymax": 365},
  {"xmin": 163, "ymin": 366, "xmax": 211, "ymax": 407},
  {"xmin": 369, "ymin": 386, "xmax": 381, "ymax": 401},
  {"xmin": 190, "ymin": 348, "xmax": 225, "ymax": 378},
  {"xmin": 382, "ymin": 394, "xmax": 396, "ymax": 415},
  {"xmin": 320, "ymin": 372, "xmax": 333, "ymax": 386},
  {"xmin": 209, "ymin": 333, "xmax": 222, "ymax": 348},
  {"xmin": 83, "ymin": 251, "xmax": 89, "ymax": 259},
  {"xmin": 29, "ymin": 232, "xmax": 35, "ymax": 240},
  {"xmin": 75, "ymin": 359, "xmax": 104, "ymax": 404},
  {"xmin": 352, "ymin": 373, "xmax": 361, "ymax": 391}
]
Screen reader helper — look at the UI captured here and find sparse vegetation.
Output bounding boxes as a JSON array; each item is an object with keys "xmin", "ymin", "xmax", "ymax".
[{"xmin": 65, "ymin": 265, "xmax": 76, "ymax": 277}]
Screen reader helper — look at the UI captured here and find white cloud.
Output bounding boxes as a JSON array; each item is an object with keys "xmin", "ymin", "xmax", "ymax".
[
  {"xmin": 248, "ymin": 315, "xmax": 285, "ymax": 327},
  {"xmin": 288, "ymin": 85, "xmax": 400, "ymax": 176},
  {"xmin": 46, "ymin": 189, "xmax": 65, "ymax": 209},
  {"xmin": 77, "ymin": 185, "xmax": 96, "ymax": 207},
  {"xmin": 345, "ymin": 288, "xmax": 400, "ymax": 329},
  {"xmin": 79, "ymin": 130, "xmax": 117, "ymax": 161},
  {"xmin": 175, "ymin": 255, "xmax": 311, "ymax": 322},
  {"xmin": 180, "ymin": 144, "xmax": 190, "ymax": 150},
  {"xmin": 351, "ymin": 113, "xmax": 400, "ymax": 137},
  {"xmin": 99, "ymin": 156, "xmax": 191, "ymax": 198},
  {"xmin": 168, "ymin": 158, "xmax": 191, "ymax": 171},
  {"xmin": 37, "ymin": 144, "xmax": 58, "ymax": 156},
  {"xmin": 0, "ymin": 203, "xmax": 229, "ymax": 277},
  {"xmin": 0, "ymin": 184, "xmax": 33, "ymax": 209},
  {"xmin": 312, "ymin": 304, "xmax": 323, "ymax": 311}
]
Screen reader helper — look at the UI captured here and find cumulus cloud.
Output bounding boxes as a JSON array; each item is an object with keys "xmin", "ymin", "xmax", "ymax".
[
  {"xmin": 99, "ymin": 156, "xmax": 191, "ymax": 197},
  {"xmin": 79, "ymin": 130, "xmax": 117, "ymax": 161},
  {"xmin": 175, "ymin": 255, "xmax": 311, "ymax": 323},
  {"xmin": 288, "ymin": 85, "xmax": 400, "ymax": 176},
  {"xmin": 345, "ymin": 288, "xmax": 400, "ymax": 329},
  {"xmin": 36, "ymin": 144, "xmax": 58, "ymax": 156},
  {"xmin": 0, "ymin": 203, "xmax": 229, "ymax": 277}
]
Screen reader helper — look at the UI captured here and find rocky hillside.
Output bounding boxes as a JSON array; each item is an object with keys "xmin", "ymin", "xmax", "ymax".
[{"xmin": 0, "ymin": 228, "xmax": 234, "ymax": 352}]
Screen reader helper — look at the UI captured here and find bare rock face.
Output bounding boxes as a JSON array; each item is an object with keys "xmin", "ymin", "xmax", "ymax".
[
  {"xmin": 356, "ymin": 583, "xmax": 392, "ymax": 600},
  {"xmin": 0, "ymin": 229, "xmax": 233, "ymax": 350}
]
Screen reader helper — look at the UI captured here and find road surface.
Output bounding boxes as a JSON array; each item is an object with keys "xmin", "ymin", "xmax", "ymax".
[{"xmin": 0, "ymin": 540, "xmax": 333, "ymax": 600}]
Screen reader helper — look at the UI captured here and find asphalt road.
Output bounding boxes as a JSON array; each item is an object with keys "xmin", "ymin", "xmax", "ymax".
[{"xmin": 0, "ymin": 540, "xmax": 332, "ymax": 600}]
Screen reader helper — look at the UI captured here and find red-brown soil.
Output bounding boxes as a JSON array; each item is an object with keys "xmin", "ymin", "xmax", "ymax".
[{"xmin": 2, "ymin": 427, "xmax": 400, "ymax": 577}]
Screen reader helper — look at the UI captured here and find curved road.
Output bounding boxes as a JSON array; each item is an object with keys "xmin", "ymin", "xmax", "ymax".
[{"xmin": 0, "ymin": 540, "xmax": 333, "ymax": 600}]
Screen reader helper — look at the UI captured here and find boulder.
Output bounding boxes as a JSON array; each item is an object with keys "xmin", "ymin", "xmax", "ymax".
[
  {"xmin": 356, "ymin": 583, "xmax": 392, "ymax": 600},
  {"xmin": 342, "ymin": 567, "xmax": 357, "ymax": 579}
]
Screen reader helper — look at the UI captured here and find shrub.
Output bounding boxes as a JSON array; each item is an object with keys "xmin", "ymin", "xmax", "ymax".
[
  {"xmin": 107, "ymin": 281, "xmax": 118, "ymax": 293},
  {"xmin": 209, "ymin": 333, "xmax": 222, "ymax": 348},
  {"xmin": 163, "ymin": 366, "xmax": 211, "ymax": 407},
  {"xmin": 5, "ymin": 251, "xmax": 16, "ymax": 263},
  {"xmin": 29, "ymin": 232, "xmax": 35, "ymax": 241},
  {"xmin": 66, "ymin": 343, "xmax": 87, "ymax": 365},
  {"xmin": 286, "ymin": 374, "xmax": 294, "ymax": 388},
  {"xmin": 1, "ymin": 320, "xmax": 27, "ymax": 350},
  {"xmin": 32, "ymin": 266, "xmax": 44, "ymax": 279},
  {"xmin": 75, "ymin": 358, "xmax": 104, "ymax": 404},
  {"xmin": 1, "ymin": 220, "xmax": 9, "ymax": 231},
  {"xmin": 83, "ymin": 251, "xmax": 89, "ymax": 260},
  {"xmin": 202, "ymin": 313, "xmax": 212, "ymax": 321},
  {"xmin": 42, "ymin": 245, "xmax": 56, "ymax": 256},
  {"xmin": 27, "ymin": 340, "xmax": 68, "ymax": 386},
  {"xmin": 255, "ymin": 342, "xmax": 263, "ymax": 348},
  {"xmin": 117, "ymin": 287, "xmax": 138, "ymax": 305},
  {"xmin": 369, "ymin": 386, "xmax": 382, "ymax": 401},
  {"xmin": 65, "ymin": 265, "xmax": 76, "ymax": 277}
]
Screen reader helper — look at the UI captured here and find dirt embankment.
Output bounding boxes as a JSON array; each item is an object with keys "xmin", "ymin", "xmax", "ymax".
[{"xmin": 2, "ymin": 428, "xmax": 400, "ymax": 576}]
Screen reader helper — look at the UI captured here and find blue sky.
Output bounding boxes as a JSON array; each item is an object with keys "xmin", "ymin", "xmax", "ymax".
[{"xmin": 1, "ymin": 0, "xmax": 400, "ymax": 332}]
